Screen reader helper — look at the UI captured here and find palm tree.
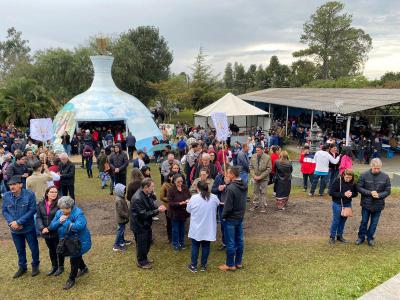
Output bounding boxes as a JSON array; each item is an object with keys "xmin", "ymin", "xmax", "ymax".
[{"xmin": 0, "ymin": 77, "xmax": 56, "ymax": 126}]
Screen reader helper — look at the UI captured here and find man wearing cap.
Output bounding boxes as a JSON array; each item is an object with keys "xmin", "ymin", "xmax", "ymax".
[{"xmin": 2, "ymin": 175, "xmax": 40, "ymax": 278}]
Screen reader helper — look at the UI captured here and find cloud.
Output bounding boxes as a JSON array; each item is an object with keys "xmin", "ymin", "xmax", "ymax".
[{"xmin": 0, "ymin": 0, "xmax": 399, "ymax": 80}]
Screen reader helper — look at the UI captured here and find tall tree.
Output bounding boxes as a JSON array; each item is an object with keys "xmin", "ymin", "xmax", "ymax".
[
  {"xmin": 233, "ymin": 62, "xmax": 246, "ymax": 94},
  {"xmin": 223, "ymin": 62, "xmax": 234, "ymax": 89},
  {"xmin": 289, "ymin": 59, "xmax": 317, "ymax": 87},
  {"xmin": 293, "ymin": 1, "xmax": 372, "ymax": 79},
  {"xmin": 115, "ymin": 26, "xmax": 173, "ymax": 103},
  {"xmin": 255, "ymin": 65, "xmax": 269, "ymax": 89},
  {"xmin": 266, "ymin": 56, "xmax": 290, "ymax": 87},
  {"xmin": 246, "ymin": 64, "xmax": 257, "ymax": 91},
  {"xmin": 0, "ymin": 27, "xmax": 31, "ymax": 82}
]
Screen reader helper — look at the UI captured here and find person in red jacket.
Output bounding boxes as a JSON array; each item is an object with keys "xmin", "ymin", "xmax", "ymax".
[
  {"xmin": 299, "ymin": 145, "xmax": 316, "ymax": 192},
  {"xmin": 269, "ymin": 146, "xmax": 280, "ymax": 195}
]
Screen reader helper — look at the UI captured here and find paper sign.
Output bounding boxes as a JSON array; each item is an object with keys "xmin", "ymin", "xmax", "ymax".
[
  {"xmin": 30, "ymin": 118, "xmax": 54, "ymax": 142},
  {"xmin": 211, "ymin": 112, "xmax": 229, "ymax": 141}
]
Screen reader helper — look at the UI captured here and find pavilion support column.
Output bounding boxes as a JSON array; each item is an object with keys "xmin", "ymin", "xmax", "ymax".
[
  {"xmin": 345, "ymin": 116, "xmax": 351, "ymax": 146},
  {"xmin": 286, "ymin": 106, "xmax": 289, "ymax": 137},
  {"xmin": 310, "ymin": 110, "xmax": 314, "ymax": 127}
]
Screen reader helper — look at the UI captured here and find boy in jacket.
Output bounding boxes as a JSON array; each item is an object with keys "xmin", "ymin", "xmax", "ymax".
[
  {"xmin": 299, "ymin": 145, "xmax": 316, "ymax": 192},
  {"xmin": 113, "ymin": 183, "xmax": 131, "ymax": 251}
]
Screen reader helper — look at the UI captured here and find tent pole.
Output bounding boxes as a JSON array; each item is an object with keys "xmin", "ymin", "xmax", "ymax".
[
  {"xmin": 286, "ymin": 106, "xmax": 289, "ymax": 137},
  {"xmin": 310, "ymin": 110, "xmax": 314, "ymax": 127},
  {"xmin": 345, "ymin": 116, "xmax": 351, "ymax": 146}
]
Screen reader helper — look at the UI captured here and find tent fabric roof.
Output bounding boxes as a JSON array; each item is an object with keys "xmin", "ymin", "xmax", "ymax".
[
  {"xmin": 239, "ymin": 88, "xmax": 400, "ymax": 114},
  {"xmin": 194, "ymin": 93, "xmax": 269, "ymax": 117}
]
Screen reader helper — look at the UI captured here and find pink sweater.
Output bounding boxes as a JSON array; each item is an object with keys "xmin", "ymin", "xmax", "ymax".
[{"xmin": 339, "ymin": 155, "xmax": 352, "ymax": 174}]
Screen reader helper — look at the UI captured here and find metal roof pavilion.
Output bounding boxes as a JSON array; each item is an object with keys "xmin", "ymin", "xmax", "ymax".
[{"xmin": 239, "ymin": 88, "xmax": 400, "ymax": 114}]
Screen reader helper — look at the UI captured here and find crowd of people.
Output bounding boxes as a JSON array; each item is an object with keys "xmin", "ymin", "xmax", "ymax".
[{"xmin": 0, "ymin": 119, "xmax": 394, "ymax": 291}]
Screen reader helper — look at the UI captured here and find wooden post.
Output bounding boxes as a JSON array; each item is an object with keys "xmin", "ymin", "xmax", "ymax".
[
  {"xmin": 221, "ymin": 140, "xmax": 227, "ymax": 174},
  {"xmin": 345, "ymin": 116, "xmax": 352, "ymax": 146}
]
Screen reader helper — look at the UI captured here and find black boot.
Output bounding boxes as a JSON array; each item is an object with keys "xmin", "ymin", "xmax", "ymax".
[
  {"xmin": 329, "ymin": 237, "xmax": 336, "ymax": 244},
  {"xmin": 77, "ymin": 267, "xmax": 89, "ymax": 278},
  {"xmin": 47, "ymin": 266, "xmax": 58, "ymax": 276},
  {"xmin": 337, "ymin": 236, "xmax": 348, "ymax": 243},
  {"xmin": 31, "ymin": 266, "xmax": 40, "ymax": 277},
  {"xmin": 63, "ymin": 279, "xmax": 75, "ymax": 290},
  {"xmin": 53, "ymin": 266, "xmax": 64, "ymax": 276},
  {"xmin": 13, "ymin": 268, "xmax": 27, "ymax": 278}
]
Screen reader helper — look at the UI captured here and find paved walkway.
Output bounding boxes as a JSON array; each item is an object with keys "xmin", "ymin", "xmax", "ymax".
[{"xmin": 358, "ymin": 273, "xmax": 400, "ymax": 300}]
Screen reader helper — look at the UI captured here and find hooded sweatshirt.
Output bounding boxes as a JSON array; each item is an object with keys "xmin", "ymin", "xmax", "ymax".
[
  {"xmin": 222, "ymin": 179, "xmax": 248, "ymax": 220},
  {"xmin": 115, "ymin": 183, "xmax": 129, "ymax": 224}
]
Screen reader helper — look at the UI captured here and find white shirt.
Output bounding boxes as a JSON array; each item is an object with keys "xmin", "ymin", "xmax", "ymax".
[
  {"xmin": 314, "ymin": 150, "xmax": 340, "ymax": 173},
  {"xmin": 187, "ymin": 193, "xmax": 220, "ymax": 241}
]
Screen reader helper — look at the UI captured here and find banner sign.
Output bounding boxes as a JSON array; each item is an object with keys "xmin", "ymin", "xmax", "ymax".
[
  {"xmin": 53, "ymin": 103, "xmax": 76, "ymax": 144},
  {"xmin": 211, "ymin": 112, "xmax": 229, "ymax": 141},
  {"xmin": 30, "ymin": 118, "xmax": 54, "ymax": 142}
]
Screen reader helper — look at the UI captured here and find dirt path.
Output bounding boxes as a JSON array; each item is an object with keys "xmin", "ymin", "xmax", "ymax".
[{"xmin": 1, "ymin": 196, "xmax": 399, "ymax": 241}]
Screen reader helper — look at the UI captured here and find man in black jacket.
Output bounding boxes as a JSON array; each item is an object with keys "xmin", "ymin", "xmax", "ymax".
[
  {"xmin": 356, "ymin": 158, "xmax": 391, "ymax": 246},
  {"xmin": 109, "ymin": 143, "xmax": 128, "ymax": 195},
  {"xmin": 218, "ymin": 166, "xmax": 247, "ymax": 272},
  {"xmin": 131, "ymin": 178, "xmax": 166, "ymax": 269},
  {"xmin": 7, "ymin": 152, "xmax": 29, "ymax": 189},
  {"xmin": 59, "ymin": 153, "xmax": 76, "ymax": 200}
]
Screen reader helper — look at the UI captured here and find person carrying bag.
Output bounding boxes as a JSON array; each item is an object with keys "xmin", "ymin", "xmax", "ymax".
[{"xmin": 328, "ymin": 169, "xmax": 358, "ymax": 244}]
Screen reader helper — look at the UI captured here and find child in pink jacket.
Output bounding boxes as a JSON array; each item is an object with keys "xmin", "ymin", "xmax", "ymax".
[{"xmin": 339, "ymin": 148, "xmax": 353, "ymax": 174}]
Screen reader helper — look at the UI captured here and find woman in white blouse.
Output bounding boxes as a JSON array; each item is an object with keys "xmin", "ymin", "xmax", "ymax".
[{"xmin": 186, "ymin": 181, "xmax": 220, "ymax": 273}]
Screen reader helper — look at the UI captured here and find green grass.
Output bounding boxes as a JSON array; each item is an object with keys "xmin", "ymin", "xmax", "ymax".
[
  {"xmin": 1, "ymin": 236, "xmax": 400, "ymax": 299},
  {"xmin": 169, "ymin": 109, "xmax": 195, "ymax": 125},
  {"xmin": 1, "ymin": 166, "xmax": 400, "ymax": 299}
]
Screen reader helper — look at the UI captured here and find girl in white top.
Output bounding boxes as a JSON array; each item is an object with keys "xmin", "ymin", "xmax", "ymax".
[{"xmin": 186, "ymin": 181, "xmax": 220, "ymax": 272}]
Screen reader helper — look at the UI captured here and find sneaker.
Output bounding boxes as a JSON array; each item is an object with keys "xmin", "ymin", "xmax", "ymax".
[
  {"xmin": 77, "ymin": 267, "xmax": 89, "ymax": 278},
  {"xmin": 147, "ymin": 258, "xmax": 154, "ymax": 264},
  {"xmin": 180, "ymin": 245, "xmax": 186, "ymax": 250},
  {"xmin": 318, "ymin": 194, "xmax": 324, "ymax": 197},
  {"xmin": 329, "ymin": 237, "xmax": 336, "ymax": 244},
  {"xmin": 113, "ymin": 245, "xmax": 126, "ymax": 252},
  {"xmin": 152, "ymin": 217, "xmax": 159, "ymax": 221},
  {"xmin": 355, "ymin": 238, "xmax": 364, "ymax": 245},
  {"xmin": 303, "ymin": 189, "xmax": 307, "ymax": 192},
  {"xmin": 137, "ymin": 263, "xmax": 152, "ymax": 269},
  {"xmin": 200, "ymin": 266, "xmax": 206, "ymax": 272},
  {"xmin": 260, "ymin": 210, "xmax": 267, "ymax": 213},
  {"xmin": 218, "ymin": 244, "xmax": 226, "ymax": 251},
  {"xmin": 368, "ymin": 239, "xmax": 375, "ymax": 246},
  {"xmin": 123, "ymin": 240, "xmax": 133, "ymax": 246},
  {"xmin": 236, "ymin": 264, "xmax": 243, "ymax": 269},
  {"xmin": 308, "ymin": 193, "xmax": 314, "ymax": 197},
  {"xmin": 187, "ymin": 264, "xmax": 197, "ymax": 273},
  {"xmin": 337, "ymin": 236, "xmax": 348, "ymax": 243}
]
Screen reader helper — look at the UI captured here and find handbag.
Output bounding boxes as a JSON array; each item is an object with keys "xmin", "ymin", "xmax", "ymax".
[
  {"xmin": 56, "ymin": 223, "xmax": 82, "ymax": 257},
  {"xmin": 340, "ymin": 178, "xmax": 353, "ymax": 217}
]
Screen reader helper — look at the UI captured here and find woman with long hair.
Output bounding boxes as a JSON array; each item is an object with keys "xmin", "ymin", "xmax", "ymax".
[
  {"xmin": 36, "ymin": 186, "xmax": 65, "ymax": 276},
  {"xmin": 167, "ymin": 174, "xmax": 190, "ymax": 251},
  {"xmin": 127, "ymin": 168, "xmax": 144, "ymax": 202},
  {"xmin": 159, "ymin": 172, "xmax": 174, "ymax": 243},
  {"xmin": 186, "ymin": 180, "xmax": 220, "ymax": 272},
  {"xmin": 328, "ymin": 169, "xmax": 358, "ymax": 244},
  {"xmin": 274, "ymin": 151, "xmax": 293, "ymax": 210}
]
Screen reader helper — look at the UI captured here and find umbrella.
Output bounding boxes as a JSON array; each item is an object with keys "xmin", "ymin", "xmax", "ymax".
[{"xmin": 149, "ymin": 143, "xmax": 176, "ymax": 152}]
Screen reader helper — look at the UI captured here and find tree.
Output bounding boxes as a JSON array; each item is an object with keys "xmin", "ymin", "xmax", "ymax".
[
  {"xmin": 223, "ymin": 62, "xmax": 234, "ymax": 89},
  {"xmin": 266, "ymin": 56, "xmax": 290, "ymax": 87},
  {"xmin": 293, "ymin": 1, "xmax": 372, "ymax": 79},
  {"xmin": 114, "ymin": 26, "xmax": 173, "ymax": 104},
  {"xmin": 0, "ymin": 27, "xmax": 31, "ymax": 82},
  {"xmin": 32, "ymin": 47, "xmax": 94, "ymax": 104},
  {"xmin": 0, "ymin": 77, "xmax": 57, "ymax": 126},
  {"xmin": 245, "ymin": 64, "xmax": 257, "ymax": 91},
  {"xmin": 305, "ymin": 75, "xmax": 370, "ymax": 88},
  {"xmin": 381, "ymin": 72, "xmax": 400, "ymax": 83},
  {"xmin": 255, "ymin": 65, "xmax": 269, "ymax": 89},
  {"xmin": 289, "ymin": 59, "xmax": 317, "ymax": 87},
  {"xmin": 233, "ymin": 62, "xmax": 246, "ymax": 94},
  {"xmin": 147, "ymin": 74, "xmax": 191, "ymax": 120}
]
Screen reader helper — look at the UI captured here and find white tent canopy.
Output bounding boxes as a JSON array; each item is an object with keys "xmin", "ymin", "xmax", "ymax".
[
  {"xmin": 194, "ymin": 93, "xmax": 270, "ymax": 132},
  {"xmin": 194, "ymin": 93, "xmax": 269, "ymax": 117}
]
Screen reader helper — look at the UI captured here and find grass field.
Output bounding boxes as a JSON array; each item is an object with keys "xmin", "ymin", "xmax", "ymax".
[{"xmin": 1, "ymin": 166, "xmax": 400, "ymax": 299}]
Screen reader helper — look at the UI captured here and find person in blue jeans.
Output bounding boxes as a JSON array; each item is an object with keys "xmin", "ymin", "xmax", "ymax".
[
  {"xmin": 356, "ymin": 158, "xmax": 391, "ymax": 246},
  {"xmin": 218, "ymin": 166, "xmax": 247, "ymax": 272},
  {"xmin": 328, "ymin": 169, "xmax": 358, "ymax": 244},
  {"xmin": 113, "ymin": 184, "xmax": 132, "ymax": 251},
  {"xmin": 212, "ymin": 172, "xmax": 228, "ymax": 250},
  {"xmin": 186, "ymin": 181, "xmax": 220, "ymax": 272},
  {"xmin": 2, "ymin": 175, "xmax": 40, "ymax": 278},
  {"xmin": 167, "ymin": 174, "xmax": 190, "ymax": 251}
]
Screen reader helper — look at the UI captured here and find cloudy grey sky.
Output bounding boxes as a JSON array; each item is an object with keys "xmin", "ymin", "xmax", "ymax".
[{"xmin": 2, "ymin": 0, "xmax": 400, "ymax": 79}]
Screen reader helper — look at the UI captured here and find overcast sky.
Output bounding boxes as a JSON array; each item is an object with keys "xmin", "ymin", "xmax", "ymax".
[{"xmin": 2, "ymin": 0, "xmax": 400, "ymax": 79}]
